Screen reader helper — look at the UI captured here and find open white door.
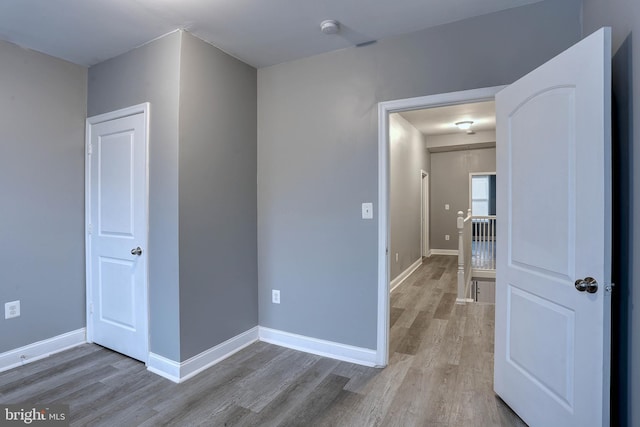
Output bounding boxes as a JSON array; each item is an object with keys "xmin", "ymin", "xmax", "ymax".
[
  {"xmin": 495, "ymin": 27, "xmax": 611, "ymax": 427},
  {"xmin": 86, "ymin": 104, "xmax": 149, "ymax": 363}
]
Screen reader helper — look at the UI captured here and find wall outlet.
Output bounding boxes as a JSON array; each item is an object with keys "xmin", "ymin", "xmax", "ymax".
[
  {"xmin": 5, "ymin": 300, "xmax": 20, "ymax": 319},
  {"xmin": 445, "ymin": 204, "xmax": 450, "ymax": 210},
  {"xmin": 445, "ymin": 234, "xmax": 450, "ymax": 241},
  {"xmin": 395, "ymin": 253, "xmax": 399, "ymax": 262},
  {"xmin": 272, "ymin": 290, "xmax": 280, "ymax": 304}
]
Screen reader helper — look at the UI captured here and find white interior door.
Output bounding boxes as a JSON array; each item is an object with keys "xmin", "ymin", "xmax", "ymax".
[
  {"xmin": 87, "ymin": 105, "xmax": 149, "ymax": 362},
  {"xmin": 495, "ymin": 28, "xmax": 611, "ymax": 427}
]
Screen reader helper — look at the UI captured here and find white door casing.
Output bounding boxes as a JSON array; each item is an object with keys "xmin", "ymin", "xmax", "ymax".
[
  {"xmin": 421, "ymin": 170, "xmax": 429, "ymax": 257},
  {"xmin": 377, "ymin": 86, "xmax": 505, "ymax": 367},
  {"xmin": 494, "ymin": 27, "xmax": 611, "ymax": 427},
  {"xmin": 86, "ymin": 103, "xmax": 150, "ymax": 363}
]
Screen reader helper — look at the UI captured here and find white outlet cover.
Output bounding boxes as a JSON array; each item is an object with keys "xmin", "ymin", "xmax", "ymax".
[
  {"xmin": 445, "ymin": 235, "xmax": 450, "ymax": 240},
  {"xmin": 272, "ymin": 290, "xmax": 280, "ymax": 304},
  {"xmin": 361, "ymin": 202, "xmax": 373, "ymax": 219},
  {"xmin": 445, "ymin": 204, "xmax": 450, "ymax": 210},
  {"xmin": 5, "ymin": 300, "xmax": 20, "ymax": 319}
]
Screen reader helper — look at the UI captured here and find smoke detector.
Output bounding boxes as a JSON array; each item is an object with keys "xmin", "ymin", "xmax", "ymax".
[{"xmin": 320, "ymin": 20, "xmax": 340, "ymax": 35}]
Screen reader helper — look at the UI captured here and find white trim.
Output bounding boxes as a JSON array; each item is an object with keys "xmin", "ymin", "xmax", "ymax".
[
  {"xmin": 430, "ymin": 249, "xmax": 459, "ymax": 256},
  {"xmin": 0, "ymin": 329, "xmax": 86, "ymax": 373},
  {"xmin": 147, "ymin": 326, "xmax": 259, "ymax": 383},
  {"xmin": 377, "ymin": 86, "xmax": 506, "ymax": 368},
  {"xmin": 390, "ymin": 258, "xmax": 422, "ymax": 293},
  {"xmin": 86, "ymin": 102, "xmax": 150, "ymax": 125},
  {"xmin": 472, "ymin": 269, "xmax": 497, "ymax": 279},
  {"xmin": 85, "ymin": 103, "xmax": 151, "ymax": 360},
  {"xmin": 421, "ymin": 170, "xmax": 430, "ymax": 257},
  {"xmin": 258, "ymin": 327, "xmax": 378, "ymax": 367}
]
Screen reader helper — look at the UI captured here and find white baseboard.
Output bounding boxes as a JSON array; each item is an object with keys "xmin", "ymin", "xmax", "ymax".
[
  {"xmin": 0, "ymin": 328, "xmax": 86, "ymax": 373},
  {"xmin": 147, "ymin": 326, "xmax": 259, "ymax": 383},
  {"xmin": 430, "ymin": 249, "xmax": 459, "ymax": 256},
  {"xmin": 390, "ymin": 258, "xmax": 422, "ymax": 293},
  {"xmin": 258, "ymin": 327, "xmax": 378, "ymax": 367}
]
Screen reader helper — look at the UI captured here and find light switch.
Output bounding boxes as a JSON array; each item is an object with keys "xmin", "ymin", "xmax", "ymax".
[
  {"xmin": 445, "ymin": 204, "xmax": 450, "ymax": 210},
  {"xmin": 362, "ymin": 203, "xmax": 373, "ymax": 219}
]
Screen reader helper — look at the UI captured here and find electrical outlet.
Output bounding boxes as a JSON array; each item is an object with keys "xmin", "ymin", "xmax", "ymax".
[
  {"xmin": 272, "ymin": 290, "xmax": 280, "ymax": 304},
  {"xmin": 445, "ymin": 235, "xmax": 450, "ymax": 241},
  {"xmin": 445, "ymin": 204, "xmax": 450, "ymax": 210},
  {"xmin": 395, "ymin": 253, "xmax": 399, "ymax": 262},
  {"xmin": 5, "ymin": 300, "xmax": 20, "ymax": 319}
]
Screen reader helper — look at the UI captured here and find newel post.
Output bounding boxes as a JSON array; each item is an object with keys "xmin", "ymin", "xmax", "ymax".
[{"xmin": 456, "ymin": 211, "xmax": 466, "ymax": 304}]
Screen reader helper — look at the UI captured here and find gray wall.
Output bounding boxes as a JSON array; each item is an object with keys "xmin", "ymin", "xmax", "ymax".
[
  {"xmin": 0, "ymin": 41, "xmax": 87, "ymax": 352},
  {"xmin": 389, "ymin": 113, "xmax": 429, "ymax": 280},
  {"xmin": 430, "ymin": 148, "xmax": 496, "ymax": 251},
  {"xmin": 257, "ymin": 0, "xmax": 582, "ymax": 349},
  {"xmin": 88, "ymin": 32, "xmax": 182, "ymax": 361},
  {"xmin": 178, "ymin": 33, "xmax": 258, "ymax": 360},
  {"xmin": 582, "ymin": 3, "xmax": 640, "ymax": 426}
]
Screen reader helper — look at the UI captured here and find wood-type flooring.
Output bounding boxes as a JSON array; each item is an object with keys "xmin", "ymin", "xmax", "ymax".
[{"xmin": 0, "ymin": 255, "xmax": 526, "ymax": 426}]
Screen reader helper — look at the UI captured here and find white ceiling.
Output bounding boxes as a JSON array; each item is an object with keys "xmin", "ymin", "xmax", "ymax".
[
  {"xmin": 399, "ymin": 101, "xmax": 496, "ymax": 136},
  {"xmin": 0, "ymin": 0, "xmax": 542, "ymax": 68}
]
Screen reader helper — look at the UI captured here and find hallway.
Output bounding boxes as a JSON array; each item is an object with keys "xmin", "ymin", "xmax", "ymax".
[{"xmin": 0, "ymin": 256, "xmax": 525, "ymax": 426}]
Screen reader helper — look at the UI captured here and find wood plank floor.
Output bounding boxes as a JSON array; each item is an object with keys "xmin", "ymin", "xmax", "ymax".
[{"xmin": 0, "ymin": 255, "xmax": 526, "ymax": 426}]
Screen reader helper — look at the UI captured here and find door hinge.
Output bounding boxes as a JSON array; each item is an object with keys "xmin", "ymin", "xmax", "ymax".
[
  {"xmin": 87, "ymin": 224, "xmax": 92, "ymax": 234},
  {"xmin": 87, "ymin": 144, "xmax": 92, "ymax": 155},
  {"xmin": 89, "ymin": 302, "xmax": 94, "ymax": 315}
]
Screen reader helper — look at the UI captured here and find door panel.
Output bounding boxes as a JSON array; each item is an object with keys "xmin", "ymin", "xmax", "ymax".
[
  {"xmin": 88, "ymin": 110, "xmax": 148, "ymax": 362},
  {"xmin": 495, "ymin": 28, "xmax": 611, "ymax": 427}
]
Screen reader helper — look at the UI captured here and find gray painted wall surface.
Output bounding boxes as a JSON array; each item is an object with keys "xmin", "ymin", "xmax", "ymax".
[
  {"xmin": 430, "ymin": 148, "xmax": 496, "ymax": 251},
  {"xmin": 88, "ymin": 32, "xmax": 182, "ymax": 361},
  {"xmin": 389, "ymin": 114, "xmax": 429, "ymax": 280},
  {"xmin": 178, "ymin": 33, "xmax": 258, "ymax": 361},
  {"xmin": 582, "ymin": 3, "xmax": 639, "ymax": 426},
  {"xmin": 0, "ymin": 41, "xmax": 87, "ymax": 353},
  {"xmin": 257, "ymin": 0, "xmax": 582, "ymax": 349}
]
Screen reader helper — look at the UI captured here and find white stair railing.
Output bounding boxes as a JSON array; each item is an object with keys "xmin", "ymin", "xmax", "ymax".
[
  {"xmin": 456, "ymin": 209, "xmax": 472, "ymax": 304},
  {"xmin": 471, "ymin": 215, "xmax": 496, "ymax": 270}
]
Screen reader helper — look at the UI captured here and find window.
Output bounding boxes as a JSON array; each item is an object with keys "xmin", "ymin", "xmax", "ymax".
[{"xmin": 472, "ymin": 175, "xmax": 489, "ymax": 216}]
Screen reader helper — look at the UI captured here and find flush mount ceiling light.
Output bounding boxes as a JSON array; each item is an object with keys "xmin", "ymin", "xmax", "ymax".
[
  {"xmin": 455, "ymin": 121, "xmax": 474, "ymax": 131},
  {"xmin": 320, "ymin": 20, "xmax": 340, "ymax": 35}
]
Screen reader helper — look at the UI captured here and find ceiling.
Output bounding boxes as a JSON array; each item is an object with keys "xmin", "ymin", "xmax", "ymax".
[
  {"xmin": 0, "ymin": 0, "xmax": 542, "ymax": 68},
  {"xmin": 399, "ymin": 101, "xmax": 496, "ymax": 136}
]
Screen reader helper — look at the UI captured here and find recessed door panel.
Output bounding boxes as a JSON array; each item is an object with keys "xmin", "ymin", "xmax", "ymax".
[
  {"xmin": 99, "ymin": 257, "xmax": 136, "ymax": 330},
  {"xmin": 507, "ymin": 285, "xmax": 574, "ymax": 407},
  {"xmin": 509, "ymin": 88, "xmax": 575, "ymax": 280},
  {"xmin": 98, "ymin": 131, "xmax": 134, "ymax": 237}
]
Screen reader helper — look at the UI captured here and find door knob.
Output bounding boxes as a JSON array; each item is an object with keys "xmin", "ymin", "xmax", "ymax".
[
  {"xmin": 575, "ymin": 277, "xmax": 597, "ymax": 293},
  {"xmin": 131, "ymin": 247, "xmax": 143, "ymax": 256}
]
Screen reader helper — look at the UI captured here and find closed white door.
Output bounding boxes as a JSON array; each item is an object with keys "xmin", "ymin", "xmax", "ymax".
[
  {"xmin": 87, "ymin": 106, "xmax": 148, "ymax": 362},
  {"xmin": 495, "ymin": 28, "xmax": 611, "ymax": 426}
]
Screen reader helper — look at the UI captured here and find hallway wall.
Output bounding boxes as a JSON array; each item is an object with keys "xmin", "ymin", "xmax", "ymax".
[{"xmin": 389, "ymin": 113, "xmax": 429, "ymax": 280}]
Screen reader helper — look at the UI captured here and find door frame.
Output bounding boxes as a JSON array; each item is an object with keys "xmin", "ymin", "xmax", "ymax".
[
  {"xmin": 420, "ymin": 170, "xmax": 430, "ymax": 258},
  {"xmin": 376, "ymin": 86, "xmax": 504, "ymax": 366},
  {"xmin": 85, "ymin": 103, "xmax": 151, "ymax": 356}
]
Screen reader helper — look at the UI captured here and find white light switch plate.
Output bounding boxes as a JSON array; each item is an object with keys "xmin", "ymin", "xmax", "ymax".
[
  {"xmin": 445, "ymin": 204, "xmax": 450, "ymax": 210},
  {"xmin": 362, "ymin": 203, "xmax": 373, "ymax": 219}
]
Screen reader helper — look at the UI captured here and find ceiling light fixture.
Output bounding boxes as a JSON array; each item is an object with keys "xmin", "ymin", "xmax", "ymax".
[
  {"xmin": 455, "ymin": 121, "xmax": 474, "ymax": 131},
  {"xmin": 320, "ymin": 20, "xmax": 340, "ymax": 35}
]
